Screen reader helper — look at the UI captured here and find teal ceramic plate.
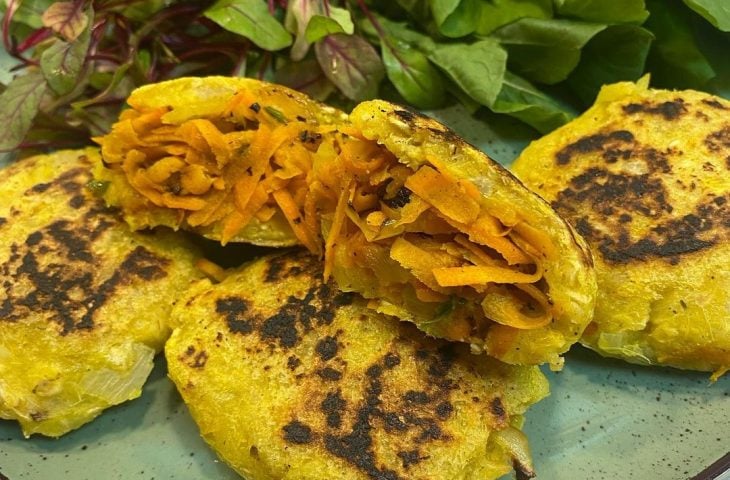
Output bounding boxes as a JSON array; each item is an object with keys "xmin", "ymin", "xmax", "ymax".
[{"xmin": 1, "ymin": 105, "xmax": 728, "ymax": 480}]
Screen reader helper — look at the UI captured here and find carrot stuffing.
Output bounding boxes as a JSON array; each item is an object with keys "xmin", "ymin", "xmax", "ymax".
[
  {"xmin": 453, "ymin": 218, "xmax": 533, "ymax": 265},
  {"xmin": 405, "ymin": 165, "xmax": 480, "ymax": 225},
  {"xmin": 323, "ymin": 180, "xmax": 354, "ymax": 280},
  {"xmin": 221, "ymin": 184, "xmax": 270, "ymax": 243},
  {"xmin": 433, "ymin": 265, "xmax": 541, "ymax": 287},
  {"xmin": 481, "ymin": 286, "xmax": 552, "ymax": 330},
  {"xmin": 512, "ymin": 221, "xmax": 557, "ymax": 260},
  {"xmin": 453, "ymin": 235, "xmax": 503, "ymax": 266},
  {"xmin": 272, "ymin": 188, "xmax": 320, "ymax": 254},
  {"xmin": 389, "ymin": 236, "xmax": 461, "ymax": 292}
]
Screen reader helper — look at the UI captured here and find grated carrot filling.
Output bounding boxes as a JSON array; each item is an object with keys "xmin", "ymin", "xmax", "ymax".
[
  {"xmin": 432, "ymin": 265, "xmax": 542, "ymax": 287},
  {"xmin": 405, "ymin": 165, "xmax": 480, "ymax": 225},
  {"xmin": 221, "ymin": 184, "xmax": 269, "ymax": 244},
  {"xmin": 481, "ymin": 286, "xmax": 552, "ymax": 330},
  {"xmin": 272, "ymin": 188, "xmax": 320, "ymax": 254},
  {"xmin": 389, "ymin": 237, "xmax": 461, "ymax": 292},
  {"xmin": 100, "ymin": 86, "xmax": 560, "ymax": 334},
  {"xmin": 323, "ymin": 180, "xmax": 354, "ymax": 280}
]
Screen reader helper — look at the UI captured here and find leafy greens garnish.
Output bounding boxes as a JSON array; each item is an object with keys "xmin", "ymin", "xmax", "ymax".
[{"xmin": 1, "ymin": 0, "xmax": 729, "ymax": 155}]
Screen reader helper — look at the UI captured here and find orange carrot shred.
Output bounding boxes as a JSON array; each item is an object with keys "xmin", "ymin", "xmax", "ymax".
[
  {"xmin": 323, "ymin": 180, "xmax": 353, "ymax": 280},
  {"xmin": 432, "ymin": 265, "xmax": 541, "ymax": 288},
  {"xmin": 273, "ymin": 188, "xmax": 320, "ymax": 254},
  {"xmin": 405, "ymin": 165, "xmax": 480, "ymax": 225},
  {"xmin": 481, "ymin": 286, "xmax": 552, "ymax": 330}
]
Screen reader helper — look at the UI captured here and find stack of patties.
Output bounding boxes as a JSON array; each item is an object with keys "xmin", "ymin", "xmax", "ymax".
[
  {"xmin": 513, "ymin": 78, "xmax": 730, "ymax": 380},
  {"xmin": 0, "ymin": 149, "xmax": 202, "ymax": 437},
  {"xmin": 92, "ymin": 77, "xmax": 599, "ymax": 478}
]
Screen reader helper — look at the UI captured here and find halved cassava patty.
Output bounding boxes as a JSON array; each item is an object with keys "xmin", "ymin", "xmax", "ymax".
[{"xmin": 97, "ymin": 77, "xmax": 596, "ymax": 367}]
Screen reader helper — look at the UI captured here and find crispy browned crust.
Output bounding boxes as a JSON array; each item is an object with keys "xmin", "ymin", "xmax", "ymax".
[
  {"xmin": 512, "ymin": 79, "xmax": 730, "ymax": 377},
  {"xmin": 166, "ymin": 252, "xmax": 549, "ymax": 479}
]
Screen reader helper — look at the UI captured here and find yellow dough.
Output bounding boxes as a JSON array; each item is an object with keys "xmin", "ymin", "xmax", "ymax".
[
  {"xmin": 166, "ymin": 251, "xmax": 549, "ymax": 480},
  {"xmin": 0, "ymin": 149, "xmax": 202, "ymax": 436},
  {"xmin": 512, "ymin": 78, "xmax": 730, "ymax": 379}
]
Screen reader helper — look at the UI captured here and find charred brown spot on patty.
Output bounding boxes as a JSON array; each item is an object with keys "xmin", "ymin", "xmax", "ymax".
[
  {"xmin": 321, "ymin": 390, "xmax": 347, "ymax": 428},
  {"xmin": 705, "ymin": 126, "xmax": 730, "ymax": 154},
  {"xmin": 622, "ymin": 98, "xmax": 687, "ymax": 120},
  {"xmin": 283, "ymin": 420, "xmax": 314, "ymax": 444},
  {"xmin": 1, "ymin": 174, "xmax": 170, "ymax": 334},
  {"xmin": 490, "ymin": 397, "xmax": 507, "ymax": 424},
  {"xmin": 316, "ymin": 336, "xmax": 339, "ymax": 361},
  {"xmin": 398, "ymin": 449, "xmax": 427, "ymax": 469},
  {"xmin": 180, "ymin": 345, "xmax": 209, "ymax": 369},
  {"xmin": 514, "ymin": 459, "xmax": 537, "ymax": 480},
  {"xmin": 30, "ymin": 182, "xmax": 51, "ymax": 194},
  {"xmin": 558, "ymin": 189, "xmax": 729, "ymax": 264},
  {"xmin": 556, "ymin": 168, "xmax": 672, "ymax": 219},
  {"xmin": 702, "ymin": 98, "xmax": 728, "ymax": 110},
  {"xmin": 551, "ymin": 126, "xmax": 729, "ymax": 264},
  {"xmin": 216, "ymin": 297, "xmax": 252, "ymax": 334},
  {"xmin": 556, "ymin": 130, "xmax": 635, "ymax": 165},
  {"xmin": 215, "ymin": 259, "xmax": 355, "ymax": 350},
  {"xmin": 1, "ymin": 226, "xmax": 169, "ymax": 333},
  {"xmin": 276, "ymin": 341, "xmax": 483, "ymax": 478}
]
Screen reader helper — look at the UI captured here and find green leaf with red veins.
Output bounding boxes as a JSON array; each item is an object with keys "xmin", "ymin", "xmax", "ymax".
[
  {"xmin": 41, "ymin": 1, "xmax": 88, "ymax": 41},
  {"xmin": 40, "ymin": 19, "xmax": 91, "ymax": 95},
  {"xmin": 0, "ymin": 72, "xmax": 48, "ymax": 151},
  {"xmin": 315, "ymin": 34, "xmax": 385, "ymax": 101}
]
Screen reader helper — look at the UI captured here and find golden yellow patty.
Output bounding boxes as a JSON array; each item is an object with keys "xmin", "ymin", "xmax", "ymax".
[
  {"xmin": 166, "ymin": 252, "xmax": 549, "ymax": 480},
  {"xmin": 0, "ymin": 149, "xmax": 202, "ymax": 437},
  {"xmin": 512, "ymin": 78, "xmax": 730, "ymax": 379},
  {"xmin": 97, "ymin": 77, "xmax": 597, "ymax": 368}
]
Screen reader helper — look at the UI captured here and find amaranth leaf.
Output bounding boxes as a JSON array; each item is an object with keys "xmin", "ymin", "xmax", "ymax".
[
  {"xmin": 382, "ymin": 39, "xmax": 445, "ymax": 109},
  {"xmin": 41, "ymin": 1, "xmax": 88, "ymax": 41},
  {"xmin": 315, "ymin": 33, "xmax": 384, "ymax": 101},
  {"xmin": 40, "ymin": 17, "xmax": 91, "ymax": 95},
  {"xmin": 0, "ymin": 72, "xmax": 48, "ymax": 151},
  {"xmin": 683, "ymin": 0, "xmax": 730, "ymax": 31},
  {"xmin": 205, "ymin": 0, "xmax": 292, "ymax": 51},
  {"xmin": 429, "ymin": 39, "xmax": 507, "ymax": 107}
]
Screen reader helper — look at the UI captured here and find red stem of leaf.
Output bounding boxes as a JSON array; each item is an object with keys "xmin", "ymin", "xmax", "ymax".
[
  {"xmin": 2, "ymin": 0, "xmax": 18, "ymax": 54},
  {"xmin": 16, "ymin": 28, "xmax": 53, "ymax": 54},
  {"xmin": 355, "ymin": 0, "xmax": 409, "ymax": 72},
  {"xmin": 355, "ymin": 0, "xmax": 386, "ymax": 39}
]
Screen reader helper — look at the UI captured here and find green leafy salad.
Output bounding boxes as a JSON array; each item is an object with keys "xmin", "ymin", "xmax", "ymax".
[{"xmin": 1, "ymin": 0, "xmax": 729, "ymax": 154}]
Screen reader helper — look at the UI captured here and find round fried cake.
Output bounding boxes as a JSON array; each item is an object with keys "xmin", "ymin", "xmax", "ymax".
[
  {"xmin": 166, "ymin": 252, "xmax": 549, "ymax": 480},
  {"xmin": 0, "ymin": 149, "xmax": 202, "ymax": 437},
  {"xmin": 512, "ymin": 78, "xmax": 730, "ymax": 379}
]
